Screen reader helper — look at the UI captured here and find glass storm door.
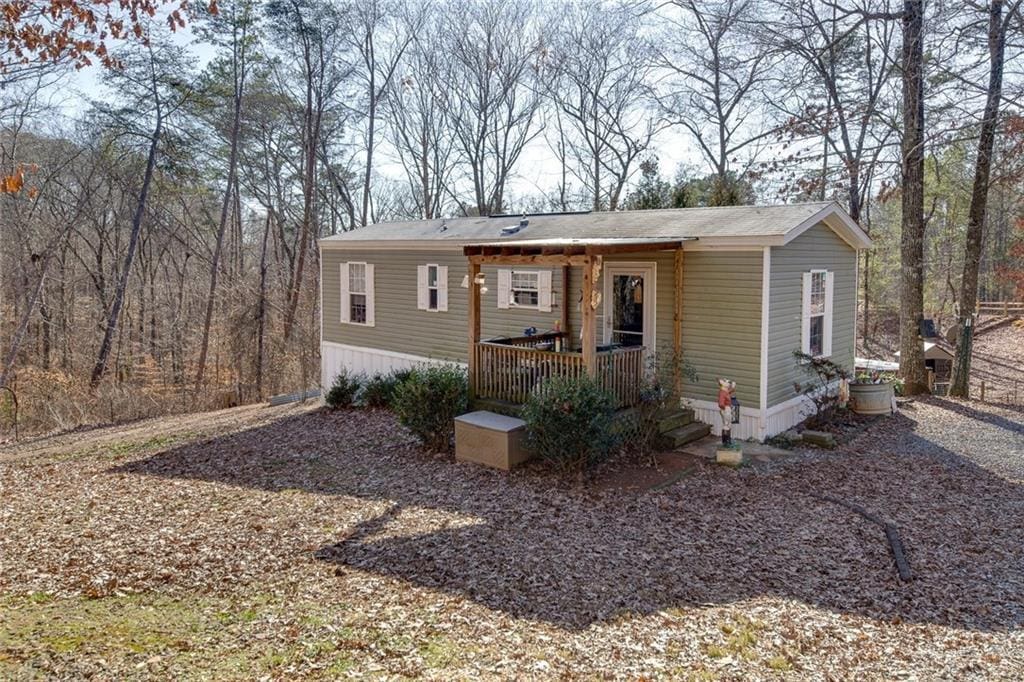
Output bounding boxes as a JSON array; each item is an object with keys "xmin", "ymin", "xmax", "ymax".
[{"xmin": 603, "ymin": 264, "xmax": 655, "ymax": 351}]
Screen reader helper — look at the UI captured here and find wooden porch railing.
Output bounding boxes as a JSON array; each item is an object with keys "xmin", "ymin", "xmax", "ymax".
[{"xmin": 473, "ymin": 342, "xmax": 645, "ymax": 408}]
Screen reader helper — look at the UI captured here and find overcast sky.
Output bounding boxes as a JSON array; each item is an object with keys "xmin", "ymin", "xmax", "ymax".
[{"xmin": 46, "ymin": 20, "xmax": 710, "ymax": 210}]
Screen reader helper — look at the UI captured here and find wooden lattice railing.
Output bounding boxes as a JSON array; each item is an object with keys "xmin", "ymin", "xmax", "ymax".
[{"xmin": 473, "ymin": 342, "xmax": 645, "ymax": 408}]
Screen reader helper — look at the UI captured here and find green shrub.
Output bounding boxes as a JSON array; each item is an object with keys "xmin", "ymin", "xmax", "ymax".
[
  {"xmin": 521, "ymin": 374, "xmax": 619, "ymax": 475},
  {"xmin": 617, "ymin": 373, "xmax": 671, "ymax": 465},
  {"xmin": 392, "ymin": 364, "xmax": 469, "ymax": 452},
  {"xmin": 325, "ymin": 369, "xmax": 363, "ymax": 409},
  {"xmin": 361, "ymin": 373, "xmax": 400, "ymax": 408}
]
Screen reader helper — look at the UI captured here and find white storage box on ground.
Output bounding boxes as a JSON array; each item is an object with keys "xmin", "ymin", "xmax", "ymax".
[{"xmin": 454, "ymin": 411, "xmax": 532, "ymax": 471}]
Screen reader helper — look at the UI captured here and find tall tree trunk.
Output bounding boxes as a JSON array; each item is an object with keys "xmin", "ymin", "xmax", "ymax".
[
  {"xmin": 91, "ymin": 112, "xmax": 162, "ymax": 387},
  {"xmin": 255, "ymin": 212, "xmax": 271, "ymax": 400},
  {"xmin": 0, "ymin": 253, "xmax": 53, "ymax": 387},
  {"xmin": 283, "ymin": 66, "xmax": 317, "ymax": 343},
  {"xmin": 196, "ymin": 70, "xmax": 245, "ymax": 389},
  {"xmin": 898, "ymin": 0, "xmax": 929, "ymax": 395},
  {"xmin": 361, "ymin": 76, "xmax": 376, "ymax": 227},
  {"xmin": 949, "ymin": 0, "xmax": 1007, "ymax": 398}
]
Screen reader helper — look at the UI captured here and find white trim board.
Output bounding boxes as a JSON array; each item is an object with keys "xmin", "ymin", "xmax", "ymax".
[
  {"xmin": 602, "ymin": 261, "xmax": 657, "ymax": 356},
  {"xmin": 782, "ymin": 203, "xmax": 872, "ymax": 250},
  {"xmin": 758, "ymin": 246, "xmax": 771, "ymax": 432}
]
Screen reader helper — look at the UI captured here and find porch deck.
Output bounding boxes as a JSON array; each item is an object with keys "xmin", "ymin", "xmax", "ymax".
[{"xmin": 473, "ymin": 338, "xmax": 645, "ymax": 408}]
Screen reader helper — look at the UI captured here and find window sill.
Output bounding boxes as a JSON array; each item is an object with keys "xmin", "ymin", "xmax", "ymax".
[{"xmin": 341, "ymin": 320, "xmax": 374, "ymax": 327}]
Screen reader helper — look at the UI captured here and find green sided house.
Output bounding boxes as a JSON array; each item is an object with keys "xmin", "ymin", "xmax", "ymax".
[{"xmin": 318, "ymin": 201, "xmax": 871, "ymax": 441}]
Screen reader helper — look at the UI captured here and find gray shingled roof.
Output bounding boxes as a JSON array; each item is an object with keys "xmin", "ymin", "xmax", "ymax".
[{"xmin": 320, "ymin": 201, "xmax": 850, "ymax": 245}]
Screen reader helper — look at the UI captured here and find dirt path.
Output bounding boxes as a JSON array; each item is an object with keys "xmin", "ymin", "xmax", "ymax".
[{"xmin": 0, "ymin": 401, "xmax": 317, "ymax": 464}]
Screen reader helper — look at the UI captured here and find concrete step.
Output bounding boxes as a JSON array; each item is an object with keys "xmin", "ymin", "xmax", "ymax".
[
  {"xmin": 657, "ymin": 421, "xmax": 712, "ymax": 449},
  {"xmin": 656, "ymin": 408, "xmax": 694, "ymax": 434}
]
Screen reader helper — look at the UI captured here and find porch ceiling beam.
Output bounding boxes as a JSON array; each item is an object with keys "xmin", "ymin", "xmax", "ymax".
[
  {"xmin": 467, "ymin": 254, "xmax": 589, "ymax": 266},
  {"xmin": 583, "ymin": 240, "xmax": 684, "ymax": 256}
]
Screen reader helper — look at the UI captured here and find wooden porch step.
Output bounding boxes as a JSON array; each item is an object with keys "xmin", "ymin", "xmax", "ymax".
[
  {"xmin": 657, "ymin": 421, "xmax": 712, "ymax": 450},
  {"xmin": 471, "ymin": 398, "xmax": 524, "ymax": 418},
  {"xmin": 656, "ymin": 408, "xmax": 695, "ymax": 434}
]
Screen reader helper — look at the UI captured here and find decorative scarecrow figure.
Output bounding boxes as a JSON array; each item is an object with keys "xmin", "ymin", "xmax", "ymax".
[{"xmin": 717, "ymin": 378, "xmax": 736, "ymax": 446}]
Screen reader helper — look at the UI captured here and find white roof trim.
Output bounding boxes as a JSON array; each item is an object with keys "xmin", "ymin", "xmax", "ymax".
[
  {"xmin": 782, "ymin": 203, "xmax": 872, "ymax": 250},
  {"xmin": 319, "ymin": 239, "xmax": 464, "ymax": 251}
]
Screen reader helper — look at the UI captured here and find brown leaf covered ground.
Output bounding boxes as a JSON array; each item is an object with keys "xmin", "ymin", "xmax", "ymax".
[{"xmin": 1, "ymin": 398, "xmax": 1023, "ymax": 680}]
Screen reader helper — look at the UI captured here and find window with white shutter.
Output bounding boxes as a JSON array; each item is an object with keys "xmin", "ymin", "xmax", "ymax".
[
  {"xmin": 497, "ymin": 269, "xmax": 552, "ymax": 311},
  {"xmin": 417, "ymin": 264, "xmax": 448, "ymax": 312}
]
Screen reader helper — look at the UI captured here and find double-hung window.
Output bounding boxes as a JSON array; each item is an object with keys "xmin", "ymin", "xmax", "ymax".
[
  {"xmin": 340, "ymin": 262, "xmax": 375, "ymax": 326},
  {"xmin": 510, "ymin": 271, "xmax": 540, "ymax": 307},
  {"xmin": 802, "ymin": 269, "xmax": 833, "ymax": 357},
  {"xmin": 417, "ymin": 264, "xmax": 448, "ymax": 311},
  {"xmin": 496, "ymin": 268, "xmax": 553, "ymax": 311}
]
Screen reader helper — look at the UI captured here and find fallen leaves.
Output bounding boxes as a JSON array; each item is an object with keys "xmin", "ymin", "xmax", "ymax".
[{"xmin": 0, "ymin": 400, "xmax": 1023, "ymax": 678}]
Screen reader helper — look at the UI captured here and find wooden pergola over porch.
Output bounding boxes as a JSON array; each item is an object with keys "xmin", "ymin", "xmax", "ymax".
[{"xmin": 464, "ymin": 237, "xmax": 693, "ymax": 406}]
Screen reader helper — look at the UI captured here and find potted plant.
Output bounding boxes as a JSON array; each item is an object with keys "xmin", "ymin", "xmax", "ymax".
[{"xmin": 849, "ymin": 371, "xmax": 898, "ymax": 415}]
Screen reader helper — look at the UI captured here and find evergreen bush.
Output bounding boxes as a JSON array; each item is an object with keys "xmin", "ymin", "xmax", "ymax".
[
  {"xmin": 392, "ymin": 364, "xmax": 469, "ymax": 452},
  {"xmin": 522, "ymin": 374, "xmax": 618, "ymax": 475},
  {"xmin": 325, "ymin": 368, "xmax": 362, "ymax": 409}
]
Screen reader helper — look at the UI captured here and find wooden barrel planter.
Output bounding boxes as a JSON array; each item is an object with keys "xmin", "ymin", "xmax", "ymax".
[{"xmin": 849, "ymin": 382, "xmax": 895, "ymax": 415}]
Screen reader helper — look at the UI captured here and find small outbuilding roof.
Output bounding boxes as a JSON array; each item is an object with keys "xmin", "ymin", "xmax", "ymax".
[
  {"xmin": 895, "ymin": 341, "xmax": 955, "ymax": 362},
  {"xmin": 320, "ymin": 201, "xmax": 872, "ymax": 250}
]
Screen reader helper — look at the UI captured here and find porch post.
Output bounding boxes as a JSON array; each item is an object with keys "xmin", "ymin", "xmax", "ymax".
[
  {"xmin": 560, "ymin": 265, "xmax": 571, "ymax": 342},
  {"xmin": 468, "ymin": 260, "xmax": 481, "ymax": 399},
  {"xmin": 673, "ymin": 247, "xmax": 684, "ymax": 395},
  {"xmin": 581, "ymin": 255, "xmax": 598, "ymax": 377}
]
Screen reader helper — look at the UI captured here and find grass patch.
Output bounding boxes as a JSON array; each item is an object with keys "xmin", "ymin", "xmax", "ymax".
[
  {"xmin": 766, "ymin": 654, "xmax": 794, "ymax": 671},
  {"xmin": 0, "ymin": 593, "xmax": 207, "ymax": 659},
  {"xmin": 419, "ymin": 634, "xmax": 459, "ymax": 669},
  {"xmin": 702, "ymin": 616, "xmax": 764, "ymax": 662},
  {"xmin": 59, "ymin": 434, "xmax": 190, "ymax": 462}
]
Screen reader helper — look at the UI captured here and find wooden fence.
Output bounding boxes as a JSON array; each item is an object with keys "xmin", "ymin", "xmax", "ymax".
[
  {"xmin": 978, "ymin": 380, "xmax": 1024, "ymax": 407},
  {"xmin": 977, "ymin": 301, "xmax": 1024, "ymax": 316}
]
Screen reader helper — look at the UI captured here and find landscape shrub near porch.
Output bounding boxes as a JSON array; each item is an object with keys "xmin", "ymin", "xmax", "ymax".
[
  {"xmin": 325, "ymin": 368, "xmax": 363, "ymax": 409},
  {"xmin": 521, "ymin": 375, "xmax": 619, "ymax": 474},
  {"xmin": 361, "ymin": 372, "xmax": 400, "ymax": 408},
  {"xmin": 392, "ymin": 364, "xmax": 468, "ymax": 452}
]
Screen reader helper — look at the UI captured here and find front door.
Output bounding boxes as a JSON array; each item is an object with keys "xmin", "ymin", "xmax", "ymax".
[{"xmin": 602, "ymin": 263, "xmax": 656, "ymax": 353}]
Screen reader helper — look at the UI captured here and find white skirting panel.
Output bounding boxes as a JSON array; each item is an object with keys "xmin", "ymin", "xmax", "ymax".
[
  {"xmin": 321, "ymin": 341, "xmax": 464, "ymax": 389},
  {"xmin": 764, "ymin": 394, "xmax": 817, "ymax": 439},
  {"xmin": 686, "ymin": 393, "xmax": 816, "ymax": 442},
  {"xmin": 686, "ymin": 399, "xmax": 763, "ymax": 442}
]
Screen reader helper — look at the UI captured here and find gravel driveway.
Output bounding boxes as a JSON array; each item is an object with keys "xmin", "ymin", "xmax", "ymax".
[{"xmin": 1, "ymin": 398, "xmax": 1022, "ymax": 679}]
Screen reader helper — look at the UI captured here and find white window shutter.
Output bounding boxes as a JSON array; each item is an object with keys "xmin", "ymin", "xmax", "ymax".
[
  {"xmin": 823, "ymin": 271, "xmax": 835, "ymax": 357},
  {"xmin": 497, "ymin": 269, "xmax": 511, "ymax": 309},
  {"xmin": 340, "ymin": 262, "xmax": 350, "ymax": 323},
  {"xmin": 417, "ymin": 265, "xmax": 429, "ymax": 310},
  {"xmin": 365, "ymin": 264, "xmax": 375, "ymax": 326},
  {"xmin": 437, "ymin": 265, "xmax": 449, "ymax": 311},
  {"xmin": 538, "ymin": 270, "xmax": 553, "ymax": 312},
  {"xmin": 800, "ymin": 272, "xmax": 811, "ymax": 354}
]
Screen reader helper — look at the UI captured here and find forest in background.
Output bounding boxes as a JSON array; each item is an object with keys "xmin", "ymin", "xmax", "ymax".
[{"xmin": 3, "ymin": 0, "xmax": 1024, "ymax": 436}]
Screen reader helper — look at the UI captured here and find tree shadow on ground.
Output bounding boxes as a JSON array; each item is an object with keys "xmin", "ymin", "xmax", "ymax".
[
  {"xmin": 924, "ymin": 397, "xmax": 1024, "ymax": 436},
  {"xmin": 113, "ymin": 406, "xmax": 1024, "ymax": 632}
]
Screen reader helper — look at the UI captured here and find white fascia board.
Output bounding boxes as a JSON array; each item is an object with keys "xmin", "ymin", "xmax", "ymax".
[
  {"xmin": 319, "ymin": 239, "xmax": 466, "ymax": 251},
  {"xmin": 683, "ymin": 237, "xmax": 783, "ymax": 250},
  {"xmin": 782, "ymin": 203, "xmax": 872, "ymax": 250}
]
